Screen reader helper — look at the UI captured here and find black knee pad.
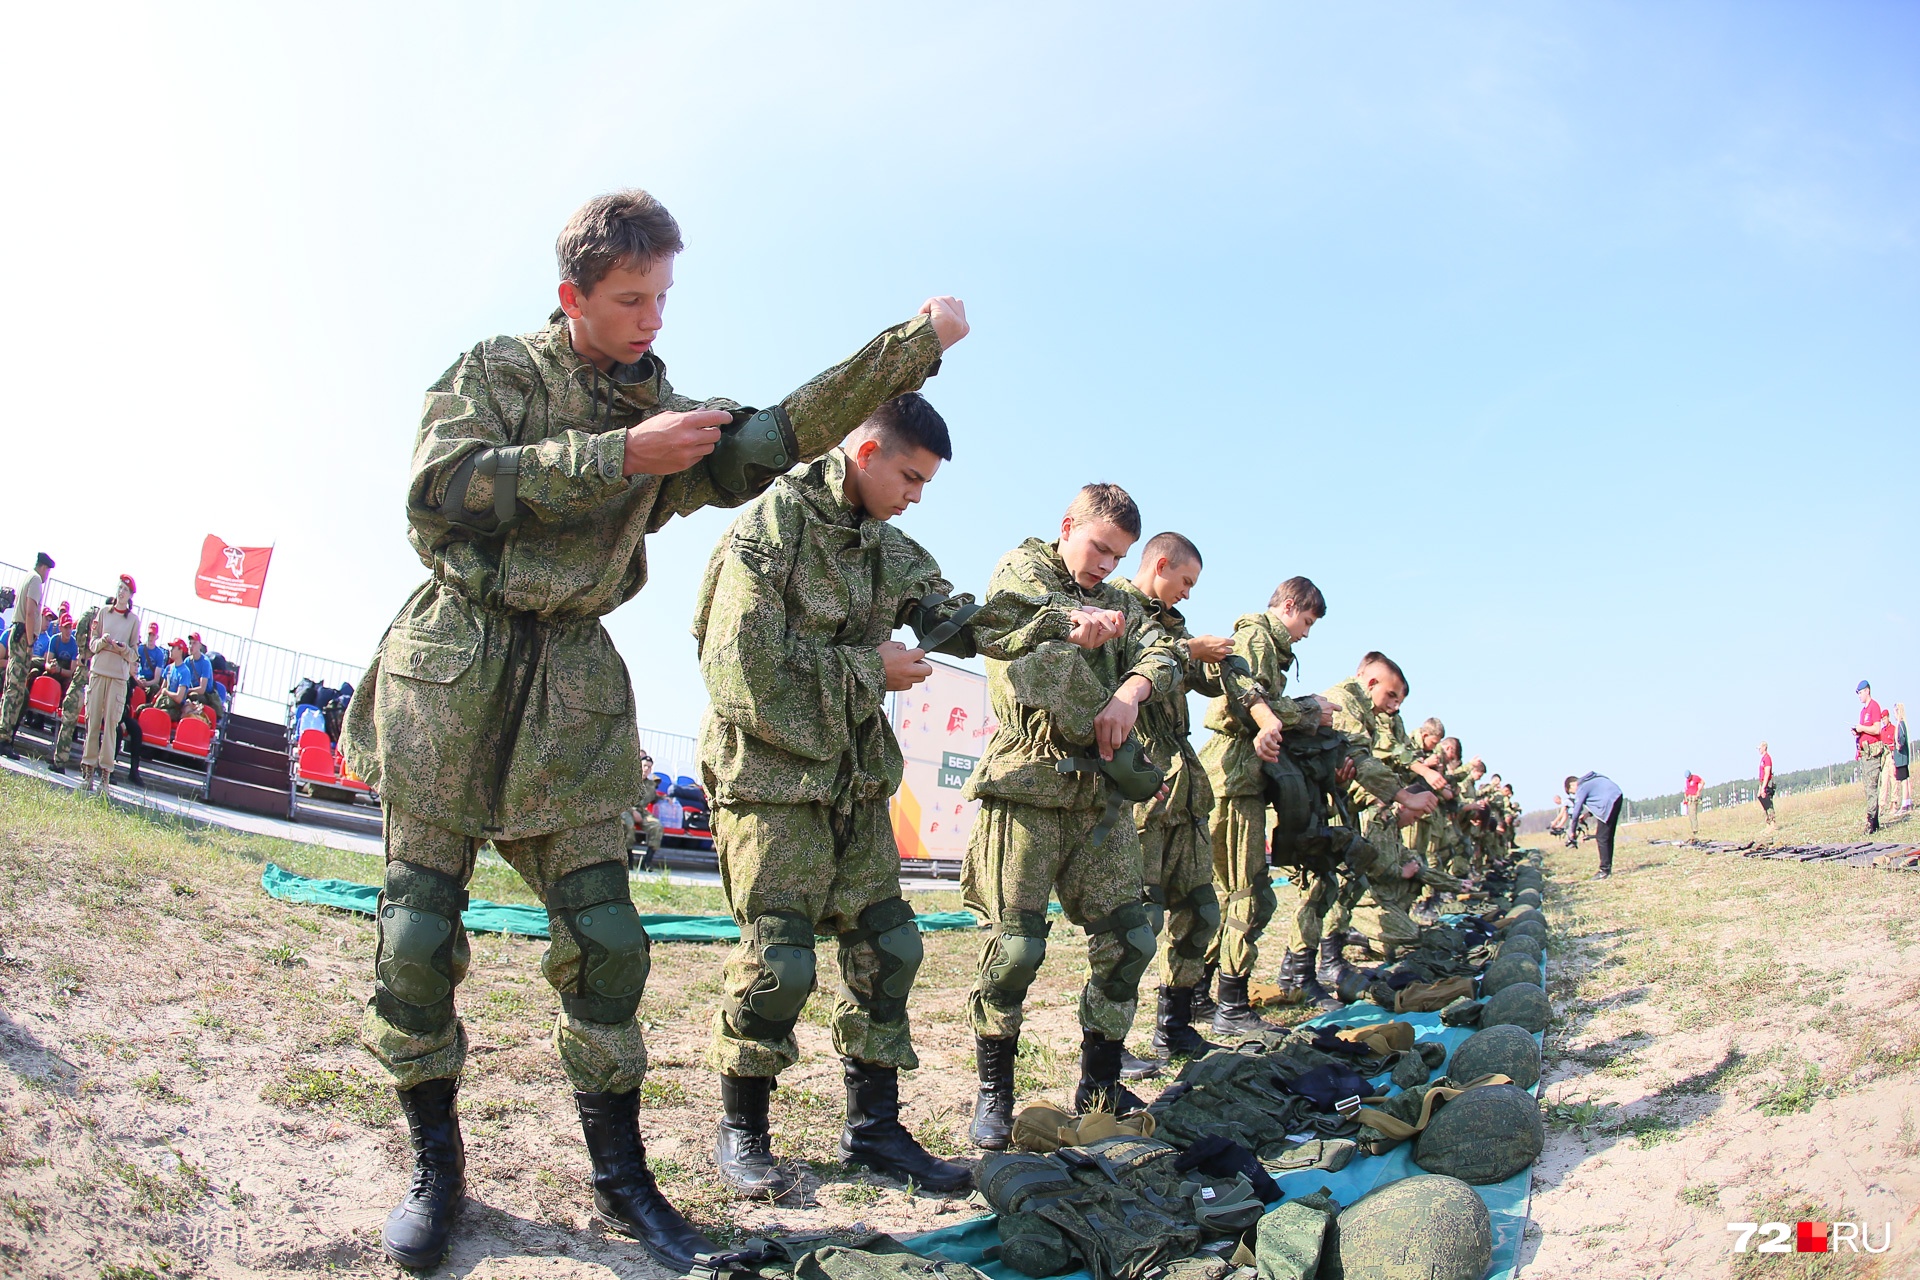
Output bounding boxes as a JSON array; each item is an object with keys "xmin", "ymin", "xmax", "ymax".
[
  {"xmin": 547, "ymin": 862, "xmax": 652, "ymax": 1023},
  {"xmin": 374, "ymin": 861, "xmax": 470, "ymax": 1034},
  {"xmin": 1170, "ymin": 884, "xmax": 1221, "ymax": 960},
  {"xmin": 1086, "ymin": 902, "xmax": 1156, "ymax": 1003},
  {"xmin": 726, "ymin": 911, "xmax": 817, "ymax": 1041},
  {"xmin": 839, "ymin": 897, "xmax": 922, "ymax": 1025}
]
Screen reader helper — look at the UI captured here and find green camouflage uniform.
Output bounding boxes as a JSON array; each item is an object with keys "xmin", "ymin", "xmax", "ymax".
[
  {"xmin": 0, "ymin": 573, "xmax": 45, "ymax": 750},
  {"xmin": 961, "ymin": 539, "xmax": 1185, "ymax": 1042},
  {"xmin": 694, "ymin": 451, "xmax": 1066, "ymax": 1078},
  {"xmin": 1114, "ymin": 580, "xmax": 1220, "ymax": 989},
  {"xmin": 341, "ymin": 309, "xmax": 945, "ymax": 1091},
  {"xmin": 53, "ymin": 604, "xmax": 98, "ymax": 762},
  {"xmin": 1195, "ymin": 613, "xmax": 1320, "ymax": 978},
  {"xmin": 1322, "ymin": 679, "xmax": 1418, "ymax": 949}
]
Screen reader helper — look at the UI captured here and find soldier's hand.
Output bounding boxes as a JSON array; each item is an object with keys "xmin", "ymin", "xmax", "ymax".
[
  {"xmin": 920, "ymin": 296, "xmax": 970, "ymax": 350},
  {"xmin": 623, "ymin": 408, "xmax": 732, "ymax": 476},
  {"xmin": 878, "ymin": 641, "xmax": 933, "ymax": 691},
  {"xmin": 1312, "ymin": 695, "xmax": 1336, "ymax": 728},
  {"xmin": 1066, "ymin": 607, "xmax": 1126, "ymax": 649},
  {"xmin": 1187, "ymin": 634, "xmax": 1233, "ymax": 664},
  {"xmin": 1401, "ymin": 860, "xmax": 1421, "ymax": 879},
  {"xmin": 1093, "ymin": 677, "xmax": 1151, "ymax": 760},
  {"xmin": 1335, "ymin": 757, "xmax": 1356, "ymax": 784},
  {"xmin": 1394, "ymin": 787, "xmax": 1439, "ymax": 818},
  {"xmin": 1254, "ymin": 722, "xmax": 1284, "ymax": 763}
]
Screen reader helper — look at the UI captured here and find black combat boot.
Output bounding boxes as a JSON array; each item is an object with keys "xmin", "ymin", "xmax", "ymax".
[
  {"xmin": 1315, "ymin": 938, "xmax": 1362, "ymax": 997},
  {"xmin": 1210, "ymin": 972, "xmax": 1279, "ymax": 1035},
  {"xmin": 1149, "ymin": 986, "xmax": 1217, "ymax": 1058},
  {"xmin": 1118, "ymin": 1043, "xmax": 1165, "ymax": 1081},
  {"xmin": 1275, "ymin": 947, "xmax": 1332, "ymax": 1008},
  {"xmin": 1073, "ymin": 1030, "xmax": 1146, "ymax": 1116},
  {"xmin": 382, "ymin": 1077, "xmax": 465, "ymax": 1270},
  {"xmin": 576, "ymin": 1088, "xmax": 717, "ymax": 1273},
  {"xmin": 840, "ymin": 1059, "xmax": 971, "ymax": 1192},
  {"xmin": 1189, "ymin": 962, "xmax": 1218, "ymax": 1021},
  {"xmin": 970, "ymin": 1035, "xmax": 1018, "ymax": 1150},
  {"xmin": 714, "ymin": 1074, "xmax": 795, "ymax": 1200}
]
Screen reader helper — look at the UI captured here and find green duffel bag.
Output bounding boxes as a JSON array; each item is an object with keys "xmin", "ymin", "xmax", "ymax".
[
  {"xmin": 1481, "ymin": 981, "xmax": 1551, "ymax": 1032},
  {"xmin": 1321, "ymin": 1175, "xmax": 1492, "ymax": 1280},
  {"xmin": 1413, "ymin": 1084, "xmax": 1545, "ymax": 1184},
  {"xmin": 1480, "ymin": 954, "xmax": 1543, "ymax": 998},
  {"xmin": 1495, "ymin": 934, "xmax": 1543, "ymax": 961},
  {"xmin": 1447, "ymin": 1023, "xmax": 1541, "ymax": 1091}
]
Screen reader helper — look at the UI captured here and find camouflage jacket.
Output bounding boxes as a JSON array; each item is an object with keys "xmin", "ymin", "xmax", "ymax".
[
  {"xmin": 1113, "ymin": 580, "xmax": 1218, "ymax": 827},
  {"xmin": 962, "ymin": 539, "xmax": 1184, "ymax": 811},
  {"xmin": 693, "ymin": 451, "xmax": 1068, "ymax": 808},
  {"xmin": 1323, "ymin": 677, "xmax": 1410, "ymax": 812},
  {"xmin": 1198, "ymin": 612, "xmax": 1321, "ymax": 800},
  {"xmin": 343, "ymin": 311, "xmax": 945, "ymax": 838},
  {"xmin": 70, "ymin": 605, "xmax": 99, "ymax": 682}
]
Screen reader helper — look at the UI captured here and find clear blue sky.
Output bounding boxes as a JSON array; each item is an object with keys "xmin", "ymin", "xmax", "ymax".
[{"xmin": 2, "ymin": 3, "xmax": 1914, "ymax": 808}]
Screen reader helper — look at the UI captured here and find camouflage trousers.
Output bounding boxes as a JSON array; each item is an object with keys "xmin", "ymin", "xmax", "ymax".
[
  {"xmin": 1324, "ymin": 812, "xmax": 1406, "ymax": 940},
  {"xmin": 1350, "ymin": 865, "xmax": 1423, "ymax": 952},
  {"xmin": 54, "ymin": 662, "xmax": 91, "ymax": 760},
  {"xmin": 1862, "ymin": 744, "xmax": 1887, "ymax": 825},
  {"xmin": 707, "ymin": 799, "xmax": 918, "ymax": 1077},
  {"xmin": 361, "ymin": 806, "xmax": 646, "ymax": 1093},
  {"xmin": 963, "ymin": 796, "xmax": 1147, "ymax": 1042},
  {"xmin": 1205, "ymin": 794, "xmax": 1278, "ymax": 976},
  {"xmin": 1137, "ymin": 811, "xmax": 1216, "ymax": 988},
  {"xmin": 0, "ymin": 628, "xmax": 31, "ymax": 746}
]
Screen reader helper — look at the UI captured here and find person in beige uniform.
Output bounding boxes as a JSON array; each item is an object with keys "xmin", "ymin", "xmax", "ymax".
[{"xmin": 82, "ymin": 575, "xmax": 141, "ymax": 791}]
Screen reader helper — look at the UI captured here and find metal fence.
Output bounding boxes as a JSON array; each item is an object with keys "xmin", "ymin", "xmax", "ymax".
[{"xmin": 1621, "ymin": 761, "xmax": 1864, "ymax": 824}]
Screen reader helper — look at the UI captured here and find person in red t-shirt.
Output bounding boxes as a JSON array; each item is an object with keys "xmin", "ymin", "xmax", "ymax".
[
  {"xmin": 1853, "ymin": 680, "xmax": 1892, "ymax": 834},
  {"xmin": 1756, "ymin": 743, "xmax": 1777, "ymax": 834},
  {"xmin": 1683, "ymin": 771, "xmax": 1704, "ymax": 841}
]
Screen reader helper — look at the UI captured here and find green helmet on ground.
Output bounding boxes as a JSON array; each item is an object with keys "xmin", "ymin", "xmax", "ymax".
[
  {"xmin": 1513, "ymin": 888, "xmax": 1543, "ymax": 908},
  {"xmin": 1481, "ymin": 953, "xmax": 1543, "ymax": 997},
  {"xmin": 1502, "ymin": 917, "xmax": 1547, "ymax": 942},
  {"xmin": 1449, "ymin": 1023, "xmax": 1542, "ymax": 1090},
  {"xmin": 1322, "ymin": 1174, "xmax": 1493, "ymax": 1280},
  {"xmin": 1414, "ymin": 1084, "xmax": 1545, "ymax": 1183},
  {"xmin": 1481, "ymin": 981, "xmax": 1551, "ymax": 1032},
  {"xmin": 1496, "ymin": 934, "xmax": 1543, "ymax": 961},
  {"xmin": 1502, "ymin": 905, "xmax": 1545, "ymax": 931}
]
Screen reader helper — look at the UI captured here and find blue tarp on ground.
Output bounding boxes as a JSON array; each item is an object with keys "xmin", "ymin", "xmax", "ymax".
[
  {"xmin": 903, "ymin": 983, "xmax": 1542, "ymax": 1280},
  {"xmin": 259, "ymin": 863, "xmax": 981, "ymax": 942}
]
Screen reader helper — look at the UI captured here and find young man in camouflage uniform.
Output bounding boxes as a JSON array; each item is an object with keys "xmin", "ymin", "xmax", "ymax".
[
  {"xmin": 962, "ymin": 484, "xmax": 1186, "ymax": 1148},
  {"xmin": 1195, "ymin": 577, "xmax": 1336, "ymax": 1024},
  {"xmin": 47, "ymin": 598, "xmax": 99, "ymax": 775},
  {"xmin": 0, "ymin": 553, "xmax": 53, "ymax": 760},
  {"xmin": 1313, "ymin": 654, "xmax": 1439, "ymax": 995},
  {"xmin": 1113, "ymin": 533, "xmax": 1238, "ymax": 1068},
  {"xmin": 341, "ymin": 189, "xmax": 969, "ymax": 1271},
  {"xmin": 694, "ymin": 392, "xmax": 1030, "ymax": 1198}
]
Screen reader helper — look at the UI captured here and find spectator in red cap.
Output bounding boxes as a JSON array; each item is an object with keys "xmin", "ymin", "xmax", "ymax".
[
  {"xmin": 0, "ymin": 552, "xmax": 55, "ymax": 759},
  {"xmin": 151, "ymin": 639, "xmax": 195, "ymax": 718},
  {"xmin": 80, "ymin": 576, "xmax": 142, "ymax": 790},
  {"xmin": 137, "ymin": 621, "xmax": 167, "ymax": 692}
]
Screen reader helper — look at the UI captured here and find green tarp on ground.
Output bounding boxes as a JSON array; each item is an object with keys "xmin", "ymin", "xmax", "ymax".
[
  {"xmin": 259, "ymin": 862, "xmax": 982, "ymax": 942},
  {"xmin": 902, "ymin": 965, "xmax": 1545, "ymax": 1280}
]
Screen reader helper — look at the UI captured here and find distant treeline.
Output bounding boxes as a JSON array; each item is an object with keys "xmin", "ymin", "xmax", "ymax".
[{"xmin": 1520, "ymin": 758, "xmax": 1868, "ymax": 831}]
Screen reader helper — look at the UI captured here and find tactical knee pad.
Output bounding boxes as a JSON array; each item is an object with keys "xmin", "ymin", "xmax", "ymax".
[
  {"xmin": 1087, "ymin": 902, "xmax": 1156, "ymax": 1003},
  {"xmin": 727, "ymin": 911, "xmax": 817, "ymax": 1041},
  {"xmin": 1140, "ymin": 884, "xmax": 1167, "ymax": 938},
  {"xmin": 374, "ymin": 861, "xmax": 470, "ymax": 1034},
  {"xmin": 841, "ymin": 897, "xmax": 922, "ymax": 1025},
  {"xmin": 982, "ymin": 909, "xmax": 1050, "ymax": 1010},
  {"xmin": 547, "ymin": 862, "xmax": 652, "ymax": 1024},
  {"xmin": 1171, "ymin": 884, "xmax": 1221, "ymax": 960}
]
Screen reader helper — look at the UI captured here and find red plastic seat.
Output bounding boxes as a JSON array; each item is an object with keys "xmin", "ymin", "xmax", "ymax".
[
  {"xmin": 173, "ymin": 717, "xmax": 213, "ymax": 758},
  {"xmin": 27, "ymin": 677, "xmax": 61, "ymax": 716},
  {"xmin": 128, "ymin": 686, "xmax": 148, "ymax": 713},
  {"xmin": 298, "ymin": 745, "xmax": 337, "ymax": 782},
  {"xmin": 338, "ymin": 754, "xmax": 371, "ymax": 792},
  {"xmin": 296, "ymin": 728, "xmax": 332, "ymax": 755},
  {"xmin": 137, "ymin": 706, "xmax": 174, "ymax": 748}
]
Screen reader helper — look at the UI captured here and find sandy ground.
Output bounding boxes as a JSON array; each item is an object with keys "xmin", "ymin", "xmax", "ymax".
[{"xmin": 1, "ymin": 775, "xmax": 1917, "ymax": 1278}]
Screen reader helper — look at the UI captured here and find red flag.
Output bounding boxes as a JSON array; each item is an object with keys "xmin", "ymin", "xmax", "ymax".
[{"xmin": 195, "ymin": 535, "xmax": 273, "ymax": 608}]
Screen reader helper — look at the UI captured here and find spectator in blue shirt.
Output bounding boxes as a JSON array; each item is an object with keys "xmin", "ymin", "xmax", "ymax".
[
  {"xmin": 1564, "ymin": 772, "xmax": 1625, "ymax": 879},
  {"xmin": 187, "ymin": 634, "xmax": 219, "ymax": 704},
  {"xmin": 40, "ymin": 614, "xmax": 80, "ymax": 694},
  {"xmin": 137, "ymin": 622, "xmax": 167, "ymax": 687},
  {"xmin": 152, "ymin": 639, "xmax": 195, "ymax": 718}
]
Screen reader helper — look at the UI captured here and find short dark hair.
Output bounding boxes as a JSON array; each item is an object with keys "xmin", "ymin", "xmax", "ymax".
[
  {"xmin": 860, "ymin": 392, "xmax": 951, "ymax": 461},
  {"xmin": 1359, "ymin": 650, "xmax": 1409, "ymax": 694},
  {"xmin": 1065, "ymin": 483, "xmax": 1142, "ymax": 539},
  {"xmin": 34, "ymin": 552, "xmax": 54, "ymax": 570},
  {"xmin": 1270, "ymin": 576, "xmax": 1326, "ymax": 617},
  {"xmin": 556, "ymin": 190, "xmax": 685, "ymax": 294},
  {"xmin": 1563, "ymin": 775, "xmax": 1578, "ymax": 791},
  {"xmin": 1141, "ymin": 531, "xmax": 1201, "ymax": 571},
  {"xmin": 1440, "ymin": 736, "xmax": 1461, "ymax": 761}
]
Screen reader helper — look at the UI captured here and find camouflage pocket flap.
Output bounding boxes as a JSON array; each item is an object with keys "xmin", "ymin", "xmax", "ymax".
[
  {"xmin": 385, "ymin": 629, "xmax": 477, "ymax": 685},
  {"xmin": 551, "ymin": 631, "xmax": 632, "ymax": 717}
]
